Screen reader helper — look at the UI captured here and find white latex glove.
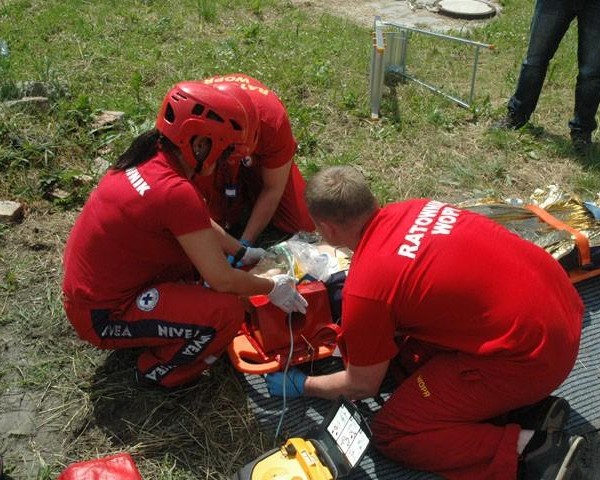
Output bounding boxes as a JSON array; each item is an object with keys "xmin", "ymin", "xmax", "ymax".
[
  {"xmin": 240, "ymin": 246, "xmax": 267, "ymax": 266},
  {"xmin": 268, "ymin": 274, "xmax": 308, "ymax": 314}
]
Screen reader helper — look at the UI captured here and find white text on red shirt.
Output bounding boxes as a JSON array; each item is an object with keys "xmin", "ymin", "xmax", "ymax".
[{"xmin": 397, "ymin": 200, "xmax": 461, "ymax": 259}]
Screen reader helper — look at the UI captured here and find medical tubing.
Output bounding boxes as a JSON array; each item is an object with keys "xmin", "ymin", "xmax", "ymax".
[
  {"xmin": 274, "ymin": 311, "xmax": 295, "ymax": 441},
  {"xmin": 270, "ymin": 243, "xmax": 295, "ymax": 277},
  {"xmin": 274, "ymin": 243, "xmax": 297, "ymax": 441}
]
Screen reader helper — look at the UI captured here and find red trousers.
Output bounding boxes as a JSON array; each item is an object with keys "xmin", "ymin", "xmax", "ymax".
[
  {"xmin": 64, "ymin": 282, "xmax": 244, "ymax": 388},
  {"xmin": 371, "ymin": 336, "xmax": 580, "ymax": 480},
  {"xmin": 197, "ymin": 162, "xmax": 315, "ymax": 234}
]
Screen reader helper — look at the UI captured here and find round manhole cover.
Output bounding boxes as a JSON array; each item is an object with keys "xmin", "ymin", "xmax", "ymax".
[{"xmin": 438, "ymin": 0, "xmax": 496, "ymax": 19}]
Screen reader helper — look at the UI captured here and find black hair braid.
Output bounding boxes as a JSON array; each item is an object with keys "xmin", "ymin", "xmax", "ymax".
[{"xmin": 112, "ymin": 129, "xmax": 166, "ymax": 170}]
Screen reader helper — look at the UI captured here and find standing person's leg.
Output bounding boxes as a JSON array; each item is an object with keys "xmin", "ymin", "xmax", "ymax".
[
  {"xmin": 569, "ymin": 0, "xmax": 600, "ymax": 148},
  {"xmin": 370, "ymin": 352, "xmax": 574, "ymax": 480},
  {"xmin": 505, "ymin": 0, "xmax": 575, "ymax": 126}
]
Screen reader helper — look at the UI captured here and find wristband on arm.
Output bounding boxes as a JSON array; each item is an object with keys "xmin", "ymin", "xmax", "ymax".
[{"xmin": 231, "ymin": 246, "xmax": 247, "ymax": 266}]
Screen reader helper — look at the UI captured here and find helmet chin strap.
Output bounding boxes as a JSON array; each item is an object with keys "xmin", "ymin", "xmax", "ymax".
[
  {"xmin": 221, "ymin": 145, "xmax": 236, "ymax": 162},
  {"xmin": 185, "ymin": 152, "xmax": 203, "ymax": 181},
  {"xmin": 191, "ymin": 144, "xmax": 236, "ymax": 179},
  {"xmin": 193, "ymin": 157, "xmax": 205, "ymax": 177}
]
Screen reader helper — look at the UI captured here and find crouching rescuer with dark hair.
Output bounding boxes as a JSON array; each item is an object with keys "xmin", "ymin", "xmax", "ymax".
[
  {"xmin": 62, "ymin": 81, "xmax": 307, "ymax": 389},
  {"xmin": 265, "ymin": 166, "xmax": 585, "ymax": 479}
]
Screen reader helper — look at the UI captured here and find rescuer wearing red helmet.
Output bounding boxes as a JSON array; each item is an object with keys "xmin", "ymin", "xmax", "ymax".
[
  {"xmin": 62, "ymin": 81, "xmax": 308, "ymax": 389},
  {"xmin": 191, "ymin": 74, "xmax": 316, "ymax": 248}
]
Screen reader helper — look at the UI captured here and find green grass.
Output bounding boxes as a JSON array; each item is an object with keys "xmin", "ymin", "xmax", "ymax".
[
  {"xmin": 0, "ymin": 0, "xmax": 599, "ymax": 478},
  {"xmin": 1, "ymin": 0, "xmax": 598, "ymax": 205}
]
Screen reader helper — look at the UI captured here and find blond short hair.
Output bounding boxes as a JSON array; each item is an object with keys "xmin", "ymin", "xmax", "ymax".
[{"xmin": 305, "ymin": 166, "xmax": 378, "ymax": 225}]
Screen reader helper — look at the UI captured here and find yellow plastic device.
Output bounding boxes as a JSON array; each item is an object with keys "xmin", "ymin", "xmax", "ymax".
[
  {"xmin": 233, "ymin": 397, "xmax": 371, "ymax": 480},
  {"xmin": 236, "ymin": 438, "xmax": 334, "ymax": 480}
]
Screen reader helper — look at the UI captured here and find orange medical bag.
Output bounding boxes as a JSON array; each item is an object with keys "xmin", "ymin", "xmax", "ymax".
[{"xmin": 228, "ymin": 281, "xmax": 340, "ymax": 374}]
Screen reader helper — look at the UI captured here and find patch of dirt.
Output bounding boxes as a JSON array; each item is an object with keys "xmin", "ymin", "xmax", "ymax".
[
  {"xmin": 289, "ymin": 0, "xmax": 503, "ymax": 30},
  {"xmin": 0, "ymin": 208, "xmax": 79, "ymax": 478},
  {"xmin": 0, "ymin": 204, "xmax": 271, "ymax": 479}
]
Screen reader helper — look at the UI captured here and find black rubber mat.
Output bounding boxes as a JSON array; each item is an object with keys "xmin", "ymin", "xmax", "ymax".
[
  {"xmin": 236, "ymin": 275, "xmax": 600, "ymax": 479},
  {"xmin": 238, "ymin": 356, "xmax": 439, "ymax": 479},
  {"xmin": 557, "ymin": 275, "xmax": 600, "ymax": 435}
]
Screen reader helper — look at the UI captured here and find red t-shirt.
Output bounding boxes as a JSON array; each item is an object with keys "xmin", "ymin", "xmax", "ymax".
[
  {"xmin": 62, "ymin": 151, "xmax": 212, "ymax": 309},
  {"xmin": 340, "ymin": 200, "xmax": 584, "ymax": 366},
  {"xmin": 193, "ymin": 74, "xmax": 299, "ymax": 226},
  {"xmin": 201, "ymin": 73, "xmax": 297, "ymax": 169}
]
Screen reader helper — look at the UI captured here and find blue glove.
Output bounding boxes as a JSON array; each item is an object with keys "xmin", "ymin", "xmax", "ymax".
[
  {"xmin": 227, "ymin": 239, "xmax": 253, "ymax": 268},
  {"xmin": 265, "ymin": 368, "xmax": 307, "ymax": 398}
]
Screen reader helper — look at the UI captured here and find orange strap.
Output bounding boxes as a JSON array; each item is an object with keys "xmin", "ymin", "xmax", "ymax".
[{"xmin": 525, "ymin": 204, "xmax": 592, "ymax": 268}]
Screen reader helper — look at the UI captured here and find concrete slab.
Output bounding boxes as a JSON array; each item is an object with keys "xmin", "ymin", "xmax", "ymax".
[
  {"xmin": 293, "ymin": 0, "xmax": 502, "ymax": 31},
  {"xmin": 438, "ymin": 0, "xmax": 497, "ymax": 19}
]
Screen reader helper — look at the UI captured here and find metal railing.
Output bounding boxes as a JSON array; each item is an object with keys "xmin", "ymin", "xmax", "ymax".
[{"xmin": 370, "ymin": 16, "xmax": 494, "ymax": 119}]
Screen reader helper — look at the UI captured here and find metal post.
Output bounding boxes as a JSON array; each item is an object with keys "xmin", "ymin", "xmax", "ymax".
[
  {"xmin": 369, "ymin": 18, "xmax": 494, "ymax": 117},
  {"xmin": 399, "ymin": 29, "xmax": 409, "ymax": 75},
  {"xmin": 369, "ymin": 16, "xmax": 386, "ymax": 119},
  {"xmin": 384, "ymin": 29, "xmax": 409, "ymax": 76},
  {"xmin": 468, "ymin": 46, "xmax": 482, "ymax": 106}
]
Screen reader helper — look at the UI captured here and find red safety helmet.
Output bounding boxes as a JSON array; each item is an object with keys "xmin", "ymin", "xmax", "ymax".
[{"xmin": 156, "ymin": 81, "xmax": 259, "ymax": 173}]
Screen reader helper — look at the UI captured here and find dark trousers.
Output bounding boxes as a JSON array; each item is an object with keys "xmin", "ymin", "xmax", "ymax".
[{"xmin": 508, "ymin": 0, "xmax": 600, "ymax": 134}]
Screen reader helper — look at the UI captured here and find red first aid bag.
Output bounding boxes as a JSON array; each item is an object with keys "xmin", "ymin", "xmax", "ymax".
[{"xmin": 57, "ymin": 453, "xmax": 142, "ymax": 480}]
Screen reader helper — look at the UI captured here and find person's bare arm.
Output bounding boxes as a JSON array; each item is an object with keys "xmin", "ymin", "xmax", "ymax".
[
  {"xmin": 241, "ymin": 161, "xmax": 292, "ymax": 244},
  {"xmin": 210, "ymin": 218, "xmax": 243, "ymax": 255},
  {"xmin": 177, "ymin": 228, "xmax": 272, "ymax": 296},
  {"xmin": 304, "ymin": 360, "xmax": 390, "ymax": 400}
]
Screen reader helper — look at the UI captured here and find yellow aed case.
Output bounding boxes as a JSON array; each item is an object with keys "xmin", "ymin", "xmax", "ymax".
[
  {"xmin": 237, "ymin": 438, "xmax": 334, "ymax": 480},
  {"xmin": 233, "ymin": 397, "xmax": 371, "ymax": 480}
]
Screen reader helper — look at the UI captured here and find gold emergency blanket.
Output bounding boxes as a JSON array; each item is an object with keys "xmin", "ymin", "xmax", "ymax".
[{"xmin": 457, "ymin": 186, "xmax": 600, "ymax": 264}]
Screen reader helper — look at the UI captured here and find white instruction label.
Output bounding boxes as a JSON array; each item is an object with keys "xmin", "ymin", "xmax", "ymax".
[{"xmin": 326, "ymin": 404, "xmax": 370, "ymax": 466}]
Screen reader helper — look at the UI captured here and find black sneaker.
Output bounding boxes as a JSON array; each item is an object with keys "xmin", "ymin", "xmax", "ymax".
[
  {"xmin": 520, "ymin": 431, "xmax": 584, "ymax": 480},
  {"xmin": 507, "ymin": 396, "xmax": 571, "ymax": 432},
  {"xmin": 492, "ymin": 112, "xmax": 528, "ymax": 130},
  {"xmin": 571, "ymin": 130, "xmax": 592, "ymax": 156}
]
